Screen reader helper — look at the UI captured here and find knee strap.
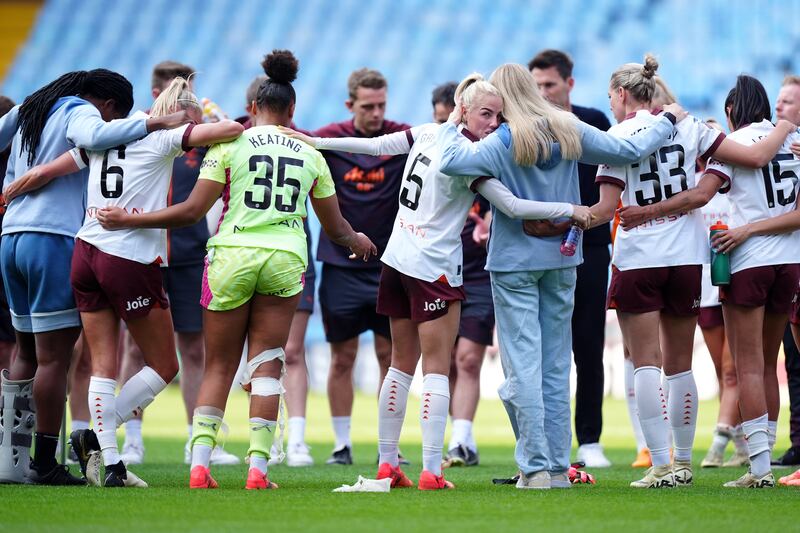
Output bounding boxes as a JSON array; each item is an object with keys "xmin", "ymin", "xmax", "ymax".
[
  {"xmin": 242, "ymin": 348, "xmax": 285, "ymax": 388},
  {"xmin": 250, "ymin": 377, "xmax": 284, "ymax": 397}
]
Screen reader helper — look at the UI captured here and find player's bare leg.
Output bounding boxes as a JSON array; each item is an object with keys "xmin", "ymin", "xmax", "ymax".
[
  {"xmin": 279, "ymin": 310, "xmax": 313, "ymax": 466},
  {"xmin": 242, "ymin": 293, "xmax": 299, "ymax": 489},
  {"xmin": 416, "ymin": 302, "xmax": 460, "ymax": 490},
  {"xmin": 723, "ymin": 303, "xmax": 773, "ymax": 485},
  {"xmin": 326, "ymin": 337, "xmax": 357, "ymax": 464},
  {"xmin": 618, "ymin": 311, "xmax": 674, "ymax": 488},
  {"xmin": 376, "ymin": 317, "xmax": 418, "ymax": 488},
  {"xmin": 190, "ymin": 304, "xmax": 249, "ymax": 488},
  {"xmin": 446, "ymin": 337, "xmax": 485, "ymax": 467},
  {"xmin": 661, "ymin": 313, "xmax": 698, "ymax": 486}
]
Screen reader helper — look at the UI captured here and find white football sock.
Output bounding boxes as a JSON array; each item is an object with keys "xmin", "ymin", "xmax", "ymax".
[
  {"xmin": 187, "ymin": 424, "xmax": 193, "ymax": 440},
  {"xmin": 331, "ymin": 416, "xmax": 351, "ymax": 450},
  {"xmin": 634, "ymin": 366, "xmax": 671, "ymax": 466},
  {"xmin": 115, "ymin": 366, "xmax": 167, "ymax": 426},
  {"xmin": 250, "ymin": 454, "xmax": 268, "ymax": 474},
  {"xmin": 709, "ymin": 424, "xmax": 733, "ymax": 455},
  {"xmin": 466, "ymin": 431, "xmax": 478, "ymax": 453},
  {"xmin": 288, "ymin": 417, "xmax": 306, "ymax": 448},
  {"xmin": 449, "ymin": 418, "xmax": 473, "ymax": 452},
  {"xmin": 191, "ymin": 444, "xmax": 213, "ymax": 469},
  {"xmin": 624, "ymin": 358, "xmax": 647, "ymax": 452},
  {"xmin": 421, "ymin": 373, "xmax": 450, "ymax": 476},
  {"xmin": 124, "ymin": 419, "xmax": 142, "ymax": 444},
  {"xmin": 378, "ymin": 367, "xmax": 412, "ymax": 467},
  {"xmin": 768, "ymin": 419, "xmax": 778, "ymax": 452},
  {"xmin": 89, "ymin": 376, "xmax": 120, "ymax": 466},
  {"xmin": 666, "ymin": 370, "xmax": 697, "ymax": 462},
  {"xmin": 70, "ymin": 420, "xmax": 90, "ymax": 432},
  {"xmin": 733, "ymin": 424, "xmax": 749, "ymax": 455},
  {"xmin": 742, "ymin": 414, "xmax": 770, "ymax": 477}
]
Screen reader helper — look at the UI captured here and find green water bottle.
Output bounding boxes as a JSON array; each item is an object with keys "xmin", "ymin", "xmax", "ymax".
[{"xmin": 710, "ymin": 220, "xmax": 730, "ymax": 286}]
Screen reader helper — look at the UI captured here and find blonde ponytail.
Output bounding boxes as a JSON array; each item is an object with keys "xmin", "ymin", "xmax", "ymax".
[
  {"xmin": 454, "ymin": 72, "xmax": 501, "ymax": 122},
  {"xmin": 488, "ymin": 63, "xmax": 582, "ymax": 166},
  {"xmin": 150, "ymin": 76, "xmax": 201, "ymax": 118}
]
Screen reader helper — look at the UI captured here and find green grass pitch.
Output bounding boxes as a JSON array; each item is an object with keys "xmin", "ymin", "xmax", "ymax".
[{"xmin": 2, "ymin": 387, "xmax": 800, "ymax": 532}]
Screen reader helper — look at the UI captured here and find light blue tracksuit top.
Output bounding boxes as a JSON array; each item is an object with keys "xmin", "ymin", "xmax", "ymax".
[
  {"xmin": 0, "ymin": 96, "xmax": 149, "ymax": 238},
  {"xmin": 437, "ymin": 116, "xmax": 676, "ymax": 271}
]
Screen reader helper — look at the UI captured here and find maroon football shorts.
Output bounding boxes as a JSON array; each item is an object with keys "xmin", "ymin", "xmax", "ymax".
[
  {"xmin": 698, "ymin": 306, "xmax": 724, "ymax": 329},
  {"xmin": 71, "ymin": 239, "xmax": 169, "ymax": 321},
  {"xmin": 607, "ymin": 264, "xmax": 701, "ymax": 316},
  {"xmin": 719, "ymin": 264, "xmax": 800, "ymax": 315},
  {"xmin": 376, "ymin": 264, "xmax": 465, "ymax": 323}
]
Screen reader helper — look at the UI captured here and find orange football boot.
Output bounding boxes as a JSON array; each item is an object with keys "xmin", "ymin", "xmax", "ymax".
[{"xmin": 189, "ymin": 465, "xmax": 218, "ymax": 489}]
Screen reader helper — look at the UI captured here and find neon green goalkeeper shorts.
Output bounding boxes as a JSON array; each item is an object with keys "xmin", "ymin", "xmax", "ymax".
[{"xmin": 200, "ymin": 246, "xmax": 306, "ymax": 311}]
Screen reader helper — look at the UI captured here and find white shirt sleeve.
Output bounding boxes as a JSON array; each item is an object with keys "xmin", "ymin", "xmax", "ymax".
[
  {"xmin": 68, "ymin": 147, "xmax": 88, "ymax": 170},
  {"xmin": 155, "ymin": 124, "xmax": 191, "ymax": 157},
  {"xmin": 474, "ymin": 178, "xmax": 574, "ymax": 219},
  {"xmin": 313, "ymin": 127, "xmax": 417, "ymax": 156}
]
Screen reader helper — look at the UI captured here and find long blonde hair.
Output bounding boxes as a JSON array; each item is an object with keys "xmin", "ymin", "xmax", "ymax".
[
  {"xmin": 610, "ymin": 54, "xmax": 660, "ymax": 104},
  {"xmin": 150, "ymin": 76, "xmax": 201, "ymax": 118},
  {"xmin": 454, "ymin": 72, "xmax": 502, "ymax": 122},
  {"xmin": 488, "ymin": 63, "xmax": 582, "ymax": 166}
]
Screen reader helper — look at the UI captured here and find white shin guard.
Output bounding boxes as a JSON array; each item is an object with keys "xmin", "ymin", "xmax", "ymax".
[{"xmin": 0, "ymin": 369, "xmax": 35, "ymax": 483}]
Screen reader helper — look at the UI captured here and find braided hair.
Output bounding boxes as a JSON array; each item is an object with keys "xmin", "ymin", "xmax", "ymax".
[{"xmin": 18, "ymin": 68, "xmax": 134, "ymax": 165}]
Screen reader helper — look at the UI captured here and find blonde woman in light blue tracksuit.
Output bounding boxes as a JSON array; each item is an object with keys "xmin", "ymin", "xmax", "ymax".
[{"xmin": 437, "ymin": 63, "xmax": 684, "ymax": 489}]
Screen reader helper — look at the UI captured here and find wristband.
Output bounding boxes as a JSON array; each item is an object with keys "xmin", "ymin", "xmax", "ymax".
[{"xmin": 663, "ymin": 112, "xmax": 677, "ymax": 125}]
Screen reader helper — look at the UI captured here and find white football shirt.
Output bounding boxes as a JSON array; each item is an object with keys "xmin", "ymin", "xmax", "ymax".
[
  {"xmin": 380, "ymin": 123, "xmax": 478, "ymax": 285},
  {"xmin": 705, "ymin": 120, "xmax": 800, "ymax": 274},
  {"xmin": 74, "ymin": 111, "xmax": 191, "ymax": 265},
  {"xmin": 597, "ymin": 111, "xmax": 724, "ymax": 271}
]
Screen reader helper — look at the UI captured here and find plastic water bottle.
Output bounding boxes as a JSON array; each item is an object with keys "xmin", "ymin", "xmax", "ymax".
[
  {"xmin": 560, "ymin": 225, "xmax": 582, "ymax": 256},
  {"xmin": 710, "ymin": 220, "xmax": 730, "ymax": 286}
]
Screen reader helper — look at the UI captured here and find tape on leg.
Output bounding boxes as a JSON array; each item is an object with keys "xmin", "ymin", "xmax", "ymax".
[
  {"xmin": 242, "ymin": 348, "xmax": 285, "ymax": 388},
  {"xmin": 250, "ymin": 377, "xmax": 284, "ymax": 397}
]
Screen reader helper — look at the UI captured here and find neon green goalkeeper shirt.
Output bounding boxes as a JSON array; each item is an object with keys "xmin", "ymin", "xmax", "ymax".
[{"xmin": 200, "ymin": 125, "xmax": 335, "ymax": 265}]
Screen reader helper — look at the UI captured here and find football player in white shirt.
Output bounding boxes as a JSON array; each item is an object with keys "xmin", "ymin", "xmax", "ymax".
[
  {"xmin": 695, "ymin": 119, "xmax": 749, "ymax": 470},
  {"xmin": 5, "ymin": 77, "xmax": 244, "ymax": 487},
  {"xmin": 284, "ymin": 73, "xmax": 591, "ymax": 490},
  {"xmin": 617, "ymin": 74, "xmax": 800, "ymax": 488},
  {"xmin": 590, "ymin": 60, "xmax": 795, "ymax": 489}
]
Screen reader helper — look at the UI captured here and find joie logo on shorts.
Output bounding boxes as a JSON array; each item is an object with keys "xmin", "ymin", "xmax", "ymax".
[
  {"xmin": 125, "ymin": 296, "xmax": 152, "ymax": 311},
  {"xmin": 423, "ymin": 298, "xmax": 447, "ymax": 312},
  {"xmin": 692, "ymin": 298, "xmax": 701, "ymax": 309}
]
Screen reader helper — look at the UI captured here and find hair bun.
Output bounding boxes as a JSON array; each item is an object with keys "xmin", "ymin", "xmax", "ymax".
[
  {"xmin": 642, "ymin": 53, "xmax": 659, "ymax": 79},
  {"xmin": 261, "ymin": 50, "xmax": 299, "ymax": 84}
]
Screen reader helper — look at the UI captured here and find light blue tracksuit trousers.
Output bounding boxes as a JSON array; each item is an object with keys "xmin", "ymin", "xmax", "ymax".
[{"xmin": 490, "ymin": 267, "xmax": 576, "ymax": 475}]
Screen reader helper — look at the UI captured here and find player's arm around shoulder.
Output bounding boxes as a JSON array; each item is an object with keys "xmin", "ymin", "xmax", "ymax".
[
  {"xmin": 185, "ymin": 120, "xmax": 244, "ymax": 148},
  {"xmin": 3, "ymin": 148, "xmax": 85, "ymax": 202}
]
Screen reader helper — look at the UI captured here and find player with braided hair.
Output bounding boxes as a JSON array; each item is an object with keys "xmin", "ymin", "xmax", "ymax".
[
  {"xmin": 10, "ymin": 76, "xmax": 244, "ymax": 488},
  {"xmin": 0, "ymin": 69, "xmax": 190, "ymax": 486},
  {"xmin": 97, "ymin": 50, "xmax": 375, "ymax": 491}
]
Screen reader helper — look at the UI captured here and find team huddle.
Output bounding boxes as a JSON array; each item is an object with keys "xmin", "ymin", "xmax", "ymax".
[{"xmin": 0, "ymin": 45, "xmax": 799, "ymax": 492}]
